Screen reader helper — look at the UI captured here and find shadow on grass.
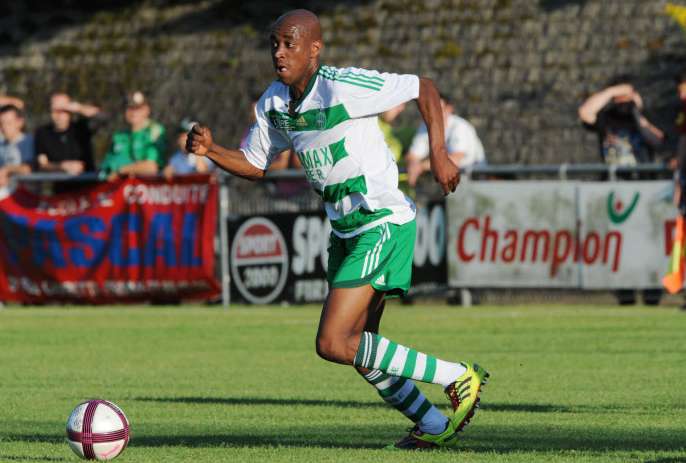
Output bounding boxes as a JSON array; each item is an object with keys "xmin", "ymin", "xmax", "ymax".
[
  {"xmin": 0, "ymin": 456, "xmax": 67, "ymax": 462},
  {"xmin": 7, "ymin": 423, "xmax": 685, "ymax": 453},
  {"xmin": 133, "ymin": 395, "xmax": 388, "ymax": 409},
  {"xmin": 133, "ymin": 396, "xmax": 648, "ymax": 414}
]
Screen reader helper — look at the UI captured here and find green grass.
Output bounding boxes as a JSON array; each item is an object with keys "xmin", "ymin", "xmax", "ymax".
[{"xmin": 0, "ymin": 304, "xmax": 685, "ymax": 462}]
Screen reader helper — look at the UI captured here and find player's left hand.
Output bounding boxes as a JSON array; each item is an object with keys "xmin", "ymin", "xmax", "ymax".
[{"xmin": 431, "ymin": 154, "xmax": 460, "ymax": 195}]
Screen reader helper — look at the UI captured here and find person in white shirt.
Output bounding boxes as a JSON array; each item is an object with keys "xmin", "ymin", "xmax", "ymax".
[
  {"xmin": 406, "ymin": 94, "xmax": 485, "ymax": 186},
  {"xmin": 185, "ymin": 9, "xmax": 488, "ymax": 449}
]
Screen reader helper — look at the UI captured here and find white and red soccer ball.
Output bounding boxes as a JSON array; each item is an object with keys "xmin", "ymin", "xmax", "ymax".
[{"xmin": 66, "ymin": 400, "xmax": 130, "ymax": 460}]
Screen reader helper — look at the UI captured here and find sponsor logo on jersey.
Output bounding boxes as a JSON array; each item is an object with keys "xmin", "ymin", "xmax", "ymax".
[{"xmin": 297, "ymin": 146, "xmax": 333, "ymax": 184}]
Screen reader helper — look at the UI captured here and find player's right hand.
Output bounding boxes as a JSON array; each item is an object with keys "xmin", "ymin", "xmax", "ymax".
[
  {"xmin": 186, "ymin": 124, "xmax": 213, "ymax": 157},
  {"xmin": 431, "ymin": 154, "xmax": 460, "ymax": 195}
]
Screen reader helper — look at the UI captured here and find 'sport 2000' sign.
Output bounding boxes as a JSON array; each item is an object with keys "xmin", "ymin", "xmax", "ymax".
[
  {"xmin": 230, "ymin": 218, "xmax": 289, "ymax": 304},
  {"xmin": 228, "ymin": 213, "xmax": 331, "ymax": 304}
]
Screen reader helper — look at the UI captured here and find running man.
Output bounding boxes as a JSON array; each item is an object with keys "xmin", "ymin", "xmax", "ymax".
[{"xmin": 187, "ymin": 9, "xmax": 489, "ymax": 449}]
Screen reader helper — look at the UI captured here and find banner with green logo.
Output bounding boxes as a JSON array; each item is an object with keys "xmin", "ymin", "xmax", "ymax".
[{"xmin": 447, "ymin": 181, "xmax": 674, "ymax": 289}]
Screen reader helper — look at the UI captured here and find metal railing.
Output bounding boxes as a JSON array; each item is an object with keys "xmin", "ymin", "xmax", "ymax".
[{"xmin": 14, "ymin": 162, "xmax": 674, "ymax": 184}]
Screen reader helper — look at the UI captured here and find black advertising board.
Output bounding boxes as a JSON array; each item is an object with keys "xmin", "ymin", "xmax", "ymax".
[
  {"xmin": 409, "ymin": 200, "xmax": 448, "ymax": 297},
  {"xmin": 226, "ymin": 201, "xmax": 446, "ymax": 304},
  {"xmin": 227, "ymin": 212, "xmax": 330, "ymax": 304}
]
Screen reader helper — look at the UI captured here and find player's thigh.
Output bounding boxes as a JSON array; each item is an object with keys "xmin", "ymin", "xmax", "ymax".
[
  {"xmin": 365, "ymin": 299, "xmax": 385, "ymax": 333},
  {"xmin": 317, "ymin": 285, "xmax": 384, "ymax": 341}
]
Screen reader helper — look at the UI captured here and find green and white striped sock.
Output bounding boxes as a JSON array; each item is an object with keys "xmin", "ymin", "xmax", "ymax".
[
  {"xmin": 354, "ymin": 332, "xmax": 467, "ymax": 387},
  {"xmin": 361, "ymin": 369, "xmax": 449, "ymax": 435}
]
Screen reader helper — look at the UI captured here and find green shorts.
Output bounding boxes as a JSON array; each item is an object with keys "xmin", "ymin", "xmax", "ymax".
[{"xmin": 327, "ymin": 219, "xmax": 416, "ymax": 298}]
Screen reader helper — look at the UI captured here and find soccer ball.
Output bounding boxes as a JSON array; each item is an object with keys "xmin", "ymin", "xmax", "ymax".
[{"xmin": 66, "ymin": 400, "xmax": 130, "ymax": 460}]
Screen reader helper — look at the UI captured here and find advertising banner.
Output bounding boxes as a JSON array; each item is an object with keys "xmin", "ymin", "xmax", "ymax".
[
  {"xmin": 578, "ymin": 181, "xmax": 673, "ymax": 288},
  {"xmin": 447, "ymin": 180, "xmax": 674, "ymax": 289},
  {"xmin": 409, "ymin": 201, "xmax": 448, "ymax": 296},
  {"xmin": 447, "ymin": 182, "xmax": 579, "ymax": 287},
  {"xmin": 228, "ymin": 212, "xmax": 330, "ymax": 304},
  {"xmin": 0, "ymin": 176, "xmax": 220, "ymax": 303},
  {"xmin": 227, "ymin": 206, "xmax": 449, "ymax": 304}
]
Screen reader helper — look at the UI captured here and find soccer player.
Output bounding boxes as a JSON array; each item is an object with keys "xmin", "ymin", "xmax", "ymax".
[{"xmin": 187, "ymin": 9, "xmax": 489, "ymax": 449}]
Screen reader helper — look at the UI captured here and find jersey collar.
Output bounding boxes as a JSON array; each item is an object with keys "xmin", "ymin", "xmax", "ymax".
[{"xmin": 288, "ymin": 64, "xmax": 321, "ymax": 116}]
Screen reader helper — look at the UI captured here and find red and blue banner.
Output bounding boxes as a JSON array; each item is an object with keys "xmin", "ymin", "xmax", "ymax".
[{"xmin": 0, "ymin": 176, "xmax": 220, "ymax": 303}]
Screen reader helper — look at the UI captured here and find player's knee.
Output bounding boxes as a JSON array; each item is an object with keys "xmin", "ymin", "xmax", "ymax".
[
  {"xmin": 315, "ymin": 334, "xmax": 337, "ymax": 362},
  {"xmin": 315, "ymin": 334, "xmax": 352, "ymax": 364}
]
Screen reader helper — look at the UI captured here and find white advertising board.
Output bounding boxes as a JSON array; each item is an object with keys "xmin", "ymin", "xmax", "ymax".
[
  {"xmin": 578, "ymin": 181, "xmax": 674, "ymax": 289},
  {"xmin": 447, "ymin": 180, "xmax": 675, "ymax": 289}
]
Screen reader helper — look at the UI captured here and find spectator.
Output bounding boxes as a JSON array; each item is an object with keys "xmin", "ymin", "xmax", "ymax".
[
  {"xmin": 676, "ymin": 71, "xmax": 686, "ymax": 196},
  {"xmin": 405, "ymin": 93, "xmax": 485, "ymax": 187},
  {"xmin": 579, "ymin": 75, "xmax": 664, "ymax": 167},
  {"xmin": 34, "ymin": 93, "xmax": 101, "ymax": 175},
  {"xmin": 665, "ymin": 70, "xmax": 686, "ymax": 306},
  {"xmin": 163, "ymin": 118, "xmax": 214, "ymax": 178},
  {"xmin": 0, "ymin": 104, "xmax": 33, "ymax": 199},
  {"xmin": 379, "ymin": 103, "xmax": 406, "ymax": 163},
  {"xmin": 99, "ymin": 91, "xmax": 166, "ymax": 180}
]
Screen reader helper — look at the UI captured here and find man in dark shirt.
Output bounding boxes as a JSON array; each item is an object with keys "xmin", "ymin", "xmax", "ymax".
[
  {"xmin": 34, "ymin": 93, "xmax": 102, "ymax": 175},
  {"xmin": 579, "ymin": 76, "xmax": 663, "ymax": 167}
]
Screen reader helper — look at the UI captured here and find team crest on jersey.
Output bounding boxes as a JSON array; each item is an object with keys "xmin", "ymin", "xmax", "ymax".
[{"xmin": 316, "ymin": 109, "xmax": 326, "ymax": 130}]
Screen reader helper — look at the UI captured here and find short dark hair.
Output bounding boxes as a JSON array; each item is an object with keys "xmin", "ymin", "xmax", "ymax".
[
  {"xmin": 606, "ymin": 74, "xmax": 633, "ymax": 87},
  {"xmin": 0, "ymin": 104, "xmax": 23, "ymax": 118},
  {"xmin": 675, "ymin": 69, "xmax": 686, "ymax": 85},
  {"xmin": 438, "ymin": 92, "xmax": 453, "ymax": 105}
]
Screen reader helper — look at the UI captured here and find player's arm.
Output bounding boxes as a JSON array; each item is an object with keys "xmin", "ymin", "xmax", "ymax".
[
  {"xmin": 186, "ymin": 124, "xmax": 264, "ymax": 181},
  {"xmin": 415, "ymin": 77, "xmax": 459, "ymax": 194}
]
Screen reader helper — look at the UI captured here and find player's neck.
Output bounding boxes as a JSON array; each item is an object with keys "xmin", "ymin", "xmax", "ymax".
[{"xmin": 290, "ymin": 62, "xmax": 320, "ymax": 101}]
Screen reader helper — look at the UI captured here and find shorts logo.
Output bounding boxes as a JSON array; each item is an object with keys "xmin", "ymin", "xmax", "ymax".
[{"xmin": 375, "ymin": 274, "xmax": 385, "ymax": 285}]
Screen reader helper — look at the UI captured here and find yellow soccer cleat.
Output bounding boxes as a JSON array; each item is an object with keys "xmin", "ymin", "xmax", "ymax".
[
  {"xmin": 444, "ymin": 362, "xmax": 489, "ymax": 433},
  {"xmin": 386, "ymin": 421, "xmax": 459, "ymax": 450}
]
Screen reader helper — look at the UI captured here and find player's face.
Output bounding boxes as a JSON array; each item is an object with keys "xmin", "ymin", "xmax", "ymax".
[{"xmin": 270, "ymin": 24, "xmax": 311, "ymax": 86}]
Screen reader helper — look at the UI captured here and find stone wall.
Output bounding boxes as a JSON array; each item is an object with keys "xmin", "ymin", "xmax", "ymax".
[{"xmin": 1, "ymin": 0, "xmax": 685, "ymax": 165}]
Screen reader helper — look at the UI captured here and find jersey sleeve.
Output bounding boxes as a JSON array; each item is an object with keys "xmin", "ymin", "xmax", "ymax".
[
  {"xmin": 240, "ymin": 104, "xmax": 291, "ymax": 171},
  {"xmin": 335, "ymin": 67, "xmax": 420, "ymax": 119}
]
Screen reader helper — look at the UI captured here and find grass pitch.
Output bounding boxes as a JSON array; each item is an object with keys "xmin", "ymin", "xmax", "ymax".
[{"xmin": 0, "ymin": 303, "xmax": 684, "ymax": 462}]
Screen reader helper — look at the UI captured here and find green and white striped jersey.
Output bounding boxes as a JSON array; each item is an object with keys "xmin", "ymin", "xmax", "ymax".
[{"xmin": 241, "ymin": 65, "xmax": 419, "ymax": 238}]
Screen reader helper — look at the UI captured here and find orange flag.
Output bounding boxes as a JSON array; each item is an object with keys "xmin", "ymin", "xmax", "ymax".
[{"xmin": 663, "ymin": 215, "xmax": 686, "ymax": 294}]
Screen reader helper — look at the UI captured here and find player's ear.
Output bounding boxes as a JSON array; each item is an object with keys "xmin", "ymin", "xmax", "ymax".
[{"xmin": 311, "ymin": 39, "xmax": 322, "ymax": 59}]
